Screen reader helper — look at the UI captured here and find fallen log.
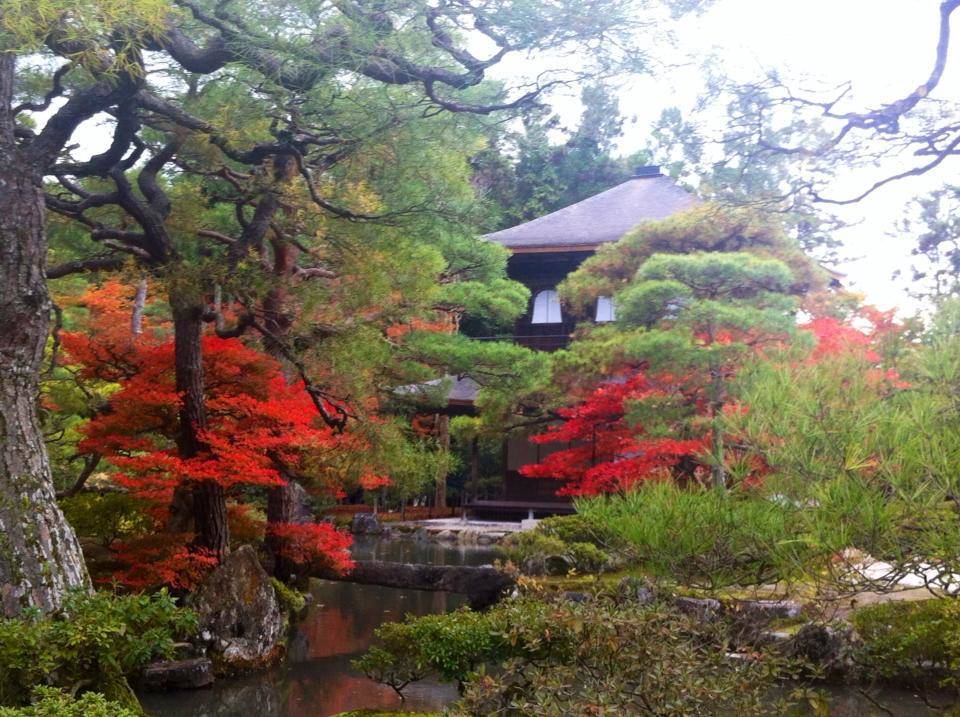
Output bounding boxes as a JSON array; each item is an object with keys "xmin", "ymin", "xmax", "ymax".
[{"xmin": 328, "ymin": 560, "xmax": 515, "ymax": 609}]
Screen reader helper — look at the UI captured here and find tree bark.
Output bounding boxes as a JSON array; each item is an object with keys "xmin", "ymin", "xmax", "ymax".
[
  {"xmin": 0, "ymin": 54, "xmax": 90, "ymax": 616},
  {"xmin": 434, "ymin": 414, "xmax": 449, "ymax": 510},
  {"xmin": 259, "ymin": 238, "xmax": 315, "ymax": 576},
  {"xmin": 170, "ymin": 295, "xmax": 230, "ymax": 559},
  {"xmin": 265, "ymin": 473, "xmax": 308, "ymax": 580},
  {"xmin": 130, "ymin": 278, "xmax": 148, "ymax": 336}
]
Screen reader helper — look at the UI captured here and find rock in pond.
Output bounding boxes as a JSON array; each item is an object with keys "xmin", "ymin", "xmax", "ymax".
[
  {"xmin": 139, "ymin": 657, "xmax": 214, "ymax": 691},
  {"xmin": 194, "ymin": 545, "xmax": 284, "ymax": 673},
  {"xmin": 351, "ymin": 512, "xmax": 383, "ymax": 535},
  {"xmin": 784, "ymin": 623, "xmax": 857, "ymax": 681}
]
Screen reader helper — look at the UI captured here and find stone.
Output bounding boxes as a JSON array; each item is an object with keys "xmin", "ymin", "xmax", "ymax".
[
  {"xmin": 458, "ymin": 528, "xmax": 480, "ymax": 544},
  {"xmin": 412, "ymin": 527, "xmax": 430, "ymax": 542},
  {"xmin": 194, "ymin": 545, "xmax": 285, "ymax": 673},
  {"xmin": 477, "ymin": 534, "xmax": 494, "ymax": 546},
  {"xmin": 673, "ymin": 596, "xmax": 723, "ymax": 623},
  {"xmin": 727, "ymin": 599, "xmax": 805, "ymax": 648},
  {"xmin": 350, "ymin": 512, "xmax": 382, "ymax": 535},
  {"xmin": 543, "ymin": 554, "xmax": 575, "ymax": 576},
  {"xmin": 138, "ymin": 658, "xmax": 214, "ymax": 691},
  {"xmin": 617, "ymin": 576, "xmax": 656, "ymax": 605},
  {"xmin": 283, "ymin": 480, "xmax": 315, "ymax": 524},
  {"xmin": 434, "ymin": 529, "xmax": 456, "ymax": 542},
  {"xmin": 730, "ymin": 599, "xmax": 804, "ymax": 622},
  {"xmin": 786, "ymin": 623, "xmax": 855, "ymax": 670},
  {"xmin": 343, "ymin": 560, "xmax": 516, "ymax": 609}
]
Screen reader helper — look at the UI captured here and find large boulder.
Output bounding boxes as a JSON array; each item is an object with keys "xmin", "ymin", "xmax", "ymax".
[
  {"xmin": 350, "ymin": 512, "xmax": 383, "ymax": 535},
  {"xmin": 194, "ymin": 545, "xmax": 285, "ymax": 673}
]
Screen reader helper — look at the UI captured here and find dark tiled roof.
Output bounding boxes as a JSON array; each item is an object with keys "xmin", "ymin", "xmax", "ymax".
[
  {"xmin": 396, "ymin": 375, "xmax": 479, "ymax": 405},
  {"xmin": 485, "ymin": 174, "xmax": 696, "ymax": 250}
]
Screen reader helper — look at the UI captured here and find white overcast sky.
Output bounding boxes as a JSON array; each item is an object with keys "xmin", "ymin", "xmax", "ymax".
[{"xmin": 520, "ymin": 0, "xmax": 960, "ymax": 315}]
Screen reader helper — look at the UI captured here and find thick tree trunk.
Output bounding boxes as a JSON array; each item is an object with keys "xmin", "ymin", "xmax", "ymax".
[
  {"xmin": 265, "ymin": 474, "xmax": 306, "ymax": 580},
  {"xmin": 434, "ymin": 414, "xmax": 449, "ymax": 510},
  {"xmin": 0, "ymin": 55, "xmax": 90, "ymax": 615},
  {"xmin": 259, "ymin": 243, "xmax": 313, "ymax": 577},
  {"xmin": 192, "ymin": 481, "xmax": 229, "ymax": 559},
  {"xmin": 170, "ymin": 296, "xmax": 229, "ymax": 559}
]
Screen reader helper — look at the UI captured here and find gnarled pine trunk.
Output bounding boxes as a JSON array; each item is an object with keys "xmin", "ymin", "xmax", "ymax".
[
  {"xmin": 0, "ymin": 54, "xmax": 90, "ymax": 615},
  {"xmin": 260, "ymin": 241, "xmax": 313, "ymax": 577},
  {"xmin": 170, "ymin": 295, "xmax": 229, "ymax": 560}
]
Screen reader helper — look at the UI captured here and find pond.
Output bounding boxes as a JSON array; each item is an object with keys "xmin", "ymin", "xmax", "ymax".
[
  {"xmin": 141, "ymin": 536, "xmax": 945, "ymax": 717},
  {"xmin": 140, "ymin": 537, "xmax": 496, "ymax": 717}
]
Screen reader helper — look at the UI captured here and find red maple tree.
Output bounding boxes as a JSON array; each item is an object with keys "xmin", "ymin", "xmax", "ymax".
[
  {"xmin": 59, "ymin": 283, "xmax": 356, "ymax": 588},
  {"xmin": 520, "ymin": 370, "xmax": 707, "ymax": 496}
]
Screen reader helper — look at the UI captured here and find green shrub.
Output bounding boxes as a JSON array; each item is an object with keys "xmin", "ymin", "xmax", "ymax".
[
  {"xmin": 0, "ymin": 687, "xmax": 137, "ymax": 717},
  {"xmin": 0, "ymin": 590, "xmax": 196, "ymax": 708},
  {"xmin": 353, "ymin": 608, "xmax": 502, "ymax": 692},
  {"xmin": 537, "ymin": 514, "xmax": 625, "ymax": 549},
  {"xmin": 499, "ymin": 514, "xmax": 622, "ymax": 575},
  {"xmin": 354, "ymin": 600, "xmax": 572, "ymax": 692},
  {"xmin": 59, "ymin": 493, "xmax": 152, "ymax": 547},
  {"xmin": 852, "ymin": 599, "xmax": 960, "ymax": 682},
  {"xmin": 460, "ymin": 597, "xmax": 803, "ymax": 717},
  {"xmin": 577, "ymin": 483, "xmax": 801, "ymax": 589},
  {"xmin": 357, "ymin": 594, "xmax": 804, "ymax": 716}
]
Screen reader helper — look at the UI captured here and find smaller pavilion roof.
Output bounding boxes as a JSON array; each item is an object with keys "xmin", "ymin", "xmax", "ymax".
[{"xmin": 485, "ymin": 167, "xmax": 696, "ymax": 253}]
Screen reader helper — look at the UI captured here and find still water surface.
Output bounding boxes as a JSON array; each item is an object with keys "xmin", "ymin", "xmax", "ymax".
[{"xmin": 141, "ymin": 537, "xmax": 945, "ymax": 716}]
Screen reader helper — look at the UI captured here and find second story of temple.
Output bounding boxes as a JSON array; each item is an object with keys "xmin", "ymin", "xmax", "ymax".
[{"xmin": 479, "ymin": 165, "xmax": 696, "ymax": 350}]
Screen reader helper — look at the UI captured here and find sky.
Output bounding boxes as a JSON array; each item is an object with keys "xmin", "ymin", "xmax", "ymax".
[{"xmin": 520, "ymin": 0, "xmax": 960, "ymax": 315}]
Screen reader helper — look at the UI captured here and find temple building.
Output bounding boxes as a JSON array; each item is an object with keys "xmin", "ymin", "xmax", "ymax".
[
  {"xmin": 423, "ymin": 167, "xmax": 697, "ymax": 518},
  {"xmin": 484, "ymin": 165, "xmax": 695, "ymax": 350}
]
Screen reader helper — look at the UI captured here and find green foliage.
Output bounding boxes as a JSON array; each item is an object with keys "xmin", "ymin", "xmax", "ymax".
[
  {"xmin": 358, "ymin": 595, "xmax": 803, "ymax": 716},
  {"xmin": 475, "ymin": 84, "xmax": 635, "ymax": 231},
  {"xmin": 0, "ymin": 590, "xmax": 196, "ymax": 708},
  {"xmin": 577, "ymin": 483, "xmax": 802, "ymax": 589},
  {"xmin": 269, "ymin": 578, "xmax": 306, "ymax": 616},
  {"xmin": 0, "ymin": 0, "xmax": 171, "ymax": 56},
  {"xmin": 0, "ymin": 687, "xmax": 137, "ymax": 717},
  {"xmin": 560, "ymin": 204, "xmax": 824, "ymax": 314},
  {"xmin": 354, "ymin": 600, "xmax": 570, "ymax": 692},
  {"xmin": 536, "ymin": 514, "xmax": 625, "ymax": 548},
  {"xmin": 852, "ymin": 600, "xmax": 960, "ymax": 682},
  {"xmin": 59, "ymin": 492, "xmax": 151, "ymax": 546},
  {"xmin": 332, "ymin": 712, "xmax": 437, "ymax": 717},
  {"xmin": 353, "ymin": 608, "xmax": 503, "ymax": 690},
  {"xmin": 499, "ymin": 514, "xmax": 626, "ymax": 574},
  {"xmin": 725, "ymin": 306, "xmax": 960, "ymax": 594}
]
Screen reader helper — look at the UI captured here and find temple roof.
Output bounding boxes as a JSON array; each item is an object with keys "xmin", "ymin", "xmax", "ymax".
[{"xmin": 485, "ymin": 169, "xmax": 696, "ymax": 253}]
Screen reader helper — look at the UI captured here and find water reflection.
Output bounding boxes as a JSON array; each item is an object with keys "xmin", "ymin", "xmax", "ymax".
[
  {"xmin": 141, "ymin": 538, "xmax": 483, "ymax": 717},
  {"xmin": 349, "ymin": 533, "xmax": 498, "ymax": 566}
]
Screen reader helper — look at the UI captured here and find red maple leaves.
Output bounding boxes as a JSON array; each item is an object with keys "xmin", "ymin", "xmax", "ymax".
[
  {"xmin": 520, "ymin": 372, "xmax": 706, "ymax": 496},
  {"xmin": 59, "ymin": 282, "xmax": 355, "ymax": 588}
]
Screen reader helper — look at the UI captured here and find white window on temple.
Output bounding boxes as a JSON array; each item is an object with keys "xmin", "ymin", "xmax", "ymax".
[
  {"xmin": 531, "ymin": 289, "xmax": 563, "ymax": 324},
  {"xmin": 595, "ymin": 295, "xmax": 616, "ymax": 322}
]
